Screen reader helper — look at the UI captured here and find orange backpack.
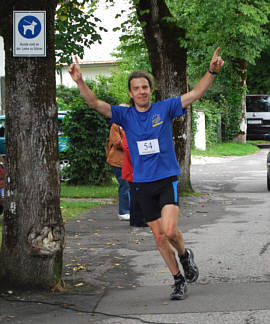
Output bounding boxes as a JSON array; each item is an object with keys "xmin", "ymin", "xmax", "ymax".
[{"xmin": 105, "ymin": 138, "xmax": 113, "ymax": 158}]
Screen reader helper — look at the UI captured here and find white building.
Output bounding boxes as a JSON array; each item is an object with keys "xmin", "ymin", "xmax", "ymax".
[{"xmin": 56, "ymin": 60, "xmax": 117, "ymax": 88}]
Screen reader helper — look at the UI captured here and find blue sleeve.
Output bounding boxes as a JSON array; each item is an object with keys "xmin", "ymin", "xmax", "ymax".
[
  {"xmin": 165, "ymin": 97, "xmax": 185, "ymax": 119},
  {"xmin": 110, "ymin": 105, "xmax": 124, "ymax": 126}
]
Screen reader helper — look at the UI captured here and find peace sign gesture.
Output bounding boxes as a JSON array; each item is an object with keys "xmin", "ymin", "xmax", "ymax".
[
  {"xmin": 209, "ymin": 47, "xmax": 224, "ymax": 73},
  {"xmin": 68, "ymin": 56, "xmax": 83, "ymax": 83}
]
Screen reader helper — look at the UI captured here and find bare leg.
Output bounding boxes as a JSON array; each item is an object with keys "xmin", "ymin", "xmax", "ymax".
[
  {"xmin": 148, "ymin": 218, "xmax": 179, "ymax": 275},
  {"xmin": 160, "ymin": 204, "xmax": 185, "ymax": 256},
  {"xmin": 148, "ymin": 205, "xmax": 192, "ymax": 300}
]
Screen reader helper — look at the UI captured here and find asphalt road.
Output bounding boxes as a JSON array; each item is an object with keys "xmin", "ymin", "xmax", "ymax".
[
  {"xmin": 191, "ymin": 148, "xmax": 269, "ymax": 193},
  {"xmin": 98, "ymin": 149, "xmax": 270, "ymax": 323}
]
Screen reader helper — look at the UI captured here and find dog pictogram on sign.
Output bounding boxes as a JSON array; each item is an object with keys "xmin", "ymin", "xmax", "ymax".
[
  {"xmin": 18, "ymin": 16, "xmax": 42, "ymax": 39},
  {"xmin": 13, "ymin": 11, "xmax": 46, "ymax": 57}
]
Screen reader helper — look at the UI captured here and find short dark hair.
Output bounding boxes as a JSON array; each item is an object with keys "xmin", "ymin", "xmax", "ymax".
[{"xmin": 128, "ymin": 71, "xmax": 153, "ymax": 91}]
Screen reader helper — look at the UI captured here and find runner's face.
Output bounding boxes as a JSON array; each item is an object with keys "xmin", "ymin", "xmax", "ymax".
[{"xmin": 129, "ymin": 78, "xmax": 152, "ymax": 109}]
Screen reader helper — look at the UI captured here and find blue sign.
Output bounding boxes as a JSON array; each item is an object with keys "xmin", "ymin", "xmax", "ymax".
[{"xmin": 18, "ymin": 15, "xmax": 41, "ymax": 39}]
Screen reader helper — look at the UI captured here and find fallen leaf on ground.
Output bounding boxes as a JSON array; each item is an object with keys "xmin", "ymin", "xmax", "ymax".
[{"xmin": 74, "ymin": 283, "xmax": 84, "ymax": 287}]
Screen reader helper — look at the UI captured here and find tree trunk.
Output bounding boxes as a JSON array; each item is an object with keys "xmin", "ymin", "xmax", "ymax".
[
  {"xmin": 232, "ymin": 58, "xmax": 248, "ymax": 144},
  {"xmin": 136, "ymin": 0, "xmax": 192, "ymax": 193},
  {"xmin": 0, "ymin": 0, "xmax": 64, "ymax": 289}
]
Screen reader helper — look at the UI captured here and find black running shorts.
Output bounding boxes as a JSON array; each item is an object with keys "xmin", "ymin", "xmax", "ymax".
[{"xmin": 131, "ymin": 176, "xmax": 179, "ymax": 223}]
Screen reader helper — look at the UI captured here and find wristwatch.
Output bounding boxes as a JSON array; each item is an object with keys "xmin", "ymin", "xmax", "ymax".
[{"xmin": 208, "ymin": 70, "xmax": 218, "ymax": 75}]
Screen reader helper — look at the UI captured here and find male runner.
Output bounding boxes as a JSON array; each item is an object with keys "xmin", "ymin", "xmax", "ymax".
[{"xmin": 68, "ymin": 48, "xmax": 224, "ymax": 299}]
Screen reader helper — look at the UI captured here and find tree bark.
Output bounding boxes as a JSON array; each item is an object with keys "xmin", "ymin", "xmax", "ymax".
[
  {"xmin": 136, "ymin": 0, "xmax": 193, "ymax": 193},
  {"xmin": 0, "ymin": 0, "xmax": 64, "ymax": 289},
  {"xmin": 232, "ymin": 58, "xmax": 248, "ymax": 144}
]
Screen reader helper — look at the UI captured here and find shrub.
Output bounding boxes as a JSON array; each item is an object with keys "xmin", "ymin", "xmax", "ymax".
[{"xmin": 57, "ymin": 80, "xmax": 120, "ymax": 185}]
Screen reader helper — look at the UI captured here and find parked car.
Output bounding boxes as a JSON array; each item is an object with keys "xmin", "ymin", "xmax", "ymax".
[
  {"xmin": 0, "ymin": 111, "xmax": 69, "ymax": 182},
  {"xmin": 57, "ymin": 111, "xmax": 70, "ymax": 177},
  {"xmin": 57, "ymin": 110, "xmax": 69, "ymax": 155},
  {"xmin": 0, "ymin": 111, "xmax": 68, "ymax": 157},
  {"xmin": 0, "ymin": 155, "xmax": 4, "ymax": 214},
  {"xmin": 267, "ymin": 151, "xmax": 270, "ymax": 191},
  {"xmin": 265, "ymin": 134, "xmax": 270, "ymax": 191},
  {"xmin": 246, "ymin": 94, "xmax": 270, "ymax": 140}
]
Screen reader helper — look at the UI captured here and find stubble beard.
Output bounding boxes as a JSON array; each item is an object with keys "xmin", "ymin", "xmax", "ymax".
[{"xmin": 135, "ymin": 99, "xmax": 151, "ymax": 111}]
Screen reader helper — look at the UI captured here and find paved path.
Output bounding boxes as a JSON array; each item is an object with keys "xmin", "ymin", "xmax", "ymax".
[{"xmin": 1, "ymin": 149, "xmax": 270, "ymax": 323}]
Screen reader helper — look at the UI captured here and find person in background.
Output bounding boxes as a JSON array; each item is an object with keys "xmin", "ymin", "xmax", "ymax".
[
  {"xmin": 106, "ymin": 123, "xmax": 130, "ymax": 221},
  {"xmin": 121, "ymin": 133, "xmax": 147, "ymax": 227}
]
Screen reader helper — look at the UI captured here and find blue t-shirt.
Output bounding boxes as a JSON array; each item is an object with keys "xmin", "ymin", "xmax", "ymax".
[{"xmin": 110, "ymin": 97, "xmax": 185, "ymax": 182}]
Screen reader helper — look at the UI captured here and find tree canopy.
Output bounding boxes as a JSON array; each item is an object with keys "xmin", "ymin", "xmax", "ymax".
[{"xmin": 55, "ymin": 0, "xmax": 107, "ymax": 65}]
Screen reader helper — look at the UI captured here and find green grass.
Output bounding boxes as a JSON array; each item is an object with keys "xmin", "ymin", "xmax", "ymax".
[
  {"xmin": 60, "ymin": 200, "xmax": 105, "ymax": 222},
  {"xmin": 192, "ymin": 142, "xmax": 259, "ymax": 157},
  {"xmin": 246, "ymin": 140, "xmax": 269, "ymax": 145},
  {"xmin": 61, "ymin": 183, "xmax": 118, "ymax": 198},
  {"xmin": 59, "ymin": 183, "xmax": 118, "ymax": 222}
]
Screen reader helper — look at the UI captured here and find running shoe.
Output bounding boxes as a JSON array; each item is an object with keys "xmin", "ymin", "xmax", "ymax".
[
  {"xmin": 118, "ymin": 214, "xmax": 130, "ymax": 221},
  {"xmin": 180, "ymin": 248, "xmax": 199, "ymax": 283},
  {"xmin": 170, "ymin": 277, "xmax": 188, "ymax": 300}
]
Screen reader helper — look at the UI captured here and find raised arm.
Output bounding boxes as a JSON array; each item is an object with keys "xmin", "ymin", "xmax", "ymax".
[
  {"xmin": 68, "ymin": 57, "xmax": 112, "ymax": 119},
  {"xmin": 181, "ymin": 47, "xmax": 224, "ymax": 108}
]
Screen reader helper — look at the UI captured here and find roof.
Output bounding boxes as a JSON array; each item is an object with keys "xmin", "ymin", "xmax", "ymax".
[{"xmin": 58, "ymin": 60, "xmax": 118, "ymax": 67}]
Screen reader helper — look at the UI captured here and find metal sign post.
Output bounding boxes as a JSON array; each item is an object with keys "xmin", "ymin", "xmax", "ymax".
[{"xmin": 13, "ymin": 11, "xmax": 46, "ymax": 57}]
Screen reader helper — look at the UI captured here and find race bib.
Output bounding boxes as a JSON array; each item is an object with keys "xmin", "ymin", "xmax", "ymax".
[{"xmin": 137, "ymin": 139, "xmax": 160, "ymax": 155}]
